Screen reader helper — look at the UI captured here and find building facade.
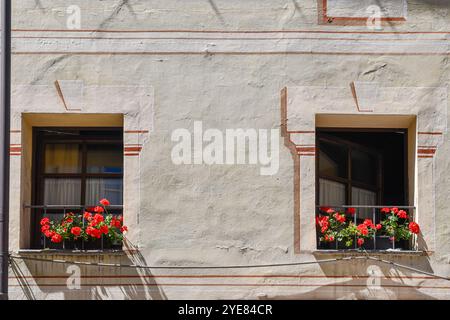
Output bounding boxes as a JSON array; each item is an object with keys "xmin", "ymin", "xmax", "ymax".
[{"xmin": 7, "ymin": 0, "xmax": 450, "ymax": 299}]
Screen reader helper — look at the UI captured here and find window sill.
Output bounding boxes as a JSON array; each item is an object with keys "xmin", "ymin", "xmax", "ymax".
[
  {"xmin": 16, "ymin": 249, "xmax": 127, "ymax": 256},
  {"xmin": 313, "ymin": 249, "xmax": 431, "ymax": 257}
]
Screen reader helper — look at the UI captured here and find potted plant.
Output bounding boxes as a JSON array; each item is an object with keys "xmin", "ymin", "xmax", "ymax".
[
  {"xmin": 378, "ymin": 207, "xmax": 420, "ymax": 250},
  {"xmin": 339, "ymin": 218, "xmax": 381, "ymax": 250},
  {"xmin": 316, "ymin": 207, "xmax": 348, "ymax": 249},
  {"xmin": 40, "ymin": 198, "xmax": 128, "ymax": 251}
]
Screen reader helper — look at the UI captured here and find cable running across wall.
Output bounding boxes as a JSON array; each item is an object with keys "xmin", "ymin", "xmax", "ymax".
[{"xmin": 8, "ymin": 254, "xmax": 450, "ymax": 282}]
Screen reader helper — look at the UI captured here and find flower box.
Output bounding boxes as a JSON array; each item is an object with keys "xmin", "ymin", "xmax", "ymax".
[
  {"xmin": 316, "ymin": 207, "xmax": 419, "ymax": 251},
  {"xmin": 40, "ymin": 198, "xmax": 128, "ymax": 250}
]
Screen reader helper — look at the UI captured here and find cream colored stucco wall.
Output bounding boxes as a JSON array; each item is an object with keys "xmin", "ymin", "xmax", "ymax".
[{"xmin": 7, "ymin": 0, "xmax": 450, "ymax": 300}]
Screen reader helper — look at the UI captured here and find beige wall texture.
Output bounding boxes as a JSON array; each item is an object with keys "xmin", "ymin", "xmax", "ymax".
[{"xmin": 6, "ymin": 0, "xmax": 450, "ymax": 300}]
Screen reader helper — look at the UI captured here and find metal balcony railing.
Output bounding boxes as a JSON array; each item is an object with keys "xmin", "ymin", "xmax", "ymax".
[
  {"xmin": 24, "ymin": 204, "xmax": 124, "ymax": 251},
  {"xmin": 315, "ymin": 205, "xmax": 417, "ymax": 251}
]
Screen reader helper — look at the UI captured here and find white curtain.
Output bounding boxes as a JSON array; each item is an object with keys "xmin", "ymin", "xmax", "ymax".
[
  {"xmin": 351, "ymin": 186, "xmax": 376, "ymax": 219},
  {"xmin": 86, "ymin": 178, "xmax": 123, "ymax": 206},
  {"xmin": 319, "ymin": 178, "xmax": 346, "ymax": 206},
  {"xmin": 44, "ymin": 179, "xmax": 81, "ymax": 205}
]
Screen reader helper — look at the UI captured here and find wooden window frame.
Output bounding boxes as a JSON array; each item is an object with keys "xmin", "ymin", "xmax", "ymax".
[{"xmin": 31, "ymin": 127, "xmax": 123, "ymax": 248}]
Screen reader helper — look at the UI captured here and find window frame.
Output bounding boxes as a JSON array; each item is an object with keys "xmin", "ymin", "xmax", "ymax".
[
  {"xmin": 31, "ymin": 127, "xmax": 124, "ymax": 248},
  {"xmin": 316, "ymin": 128, "xmax": 409, "ymax": 208}
]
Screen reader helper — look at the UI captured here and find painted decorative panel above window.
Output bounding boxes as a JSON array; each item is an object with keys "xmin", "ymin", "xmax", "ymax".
[{"xmin": 319, "ymin": 0, "xmax": 407, "ymax": 25}]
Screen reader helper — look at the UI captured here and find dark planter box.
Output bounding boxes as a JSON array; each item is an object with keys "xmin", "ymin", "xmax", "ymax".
[
  {"xmin": 317, "ymin": 236, "xmax": 410, "ymax": 251},
  {"xmin": 318, "ymin": 240, "xmax": 353, "ymax": 250},
  {"xmin": 42, "ymin": 237, "xmax": 122, "ymax": 251},
  {"xmin": 63, "ymin": 239, "xmax": 83, "ymax": 250},
  {"xmin": 361, "ymin": 236, "xmax": 396, "ymax": 250},
  {"xmin": 374, "ymin": 236, "xmax": 393, "ymax": 250}
]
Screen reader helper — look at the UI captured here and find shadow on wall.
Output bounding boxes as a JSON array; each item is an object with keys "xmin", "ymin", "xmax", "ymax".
[
  {"xmin": 259, "ymin": 255, "xmax": 438, "ymax": 300},
  {"xmin": 418, "ymin": 0, "xmax": 450, "ymax": 7},
  {"xmin": 10, "ymin": 240, "xmax": 166, "ymax": 300}
]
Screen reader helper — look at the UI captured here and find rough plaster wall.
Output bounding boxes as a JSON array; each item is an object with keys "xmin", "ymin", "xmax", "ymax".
[
  {"xmin": 11, "ymin": 0, "xmax": 450, "ymax": 31},
  {"xmin": 7, "ymin": 0, "xmax": 450, "ymax": 299}
]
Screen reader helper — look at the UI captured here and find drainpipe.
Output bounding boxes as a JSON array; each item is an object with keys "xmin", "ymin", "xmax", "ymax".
[{"xmin": 0, "ymin": 0, "xmax": 11, "ymax": 301}]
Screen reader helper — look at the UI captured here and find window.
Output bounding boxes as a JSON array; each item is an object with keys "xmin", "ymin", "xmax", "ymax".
[
  {"xmin": 316, "ymin": 129, "xmax": 412, "ymax": 250},
  {"xmin": 317, "ymin": 132, "xmax": 382, "ymax": 219},
  {"xmin": 31, "ymin": 128, "xmax": 123, "ymax": 249}
]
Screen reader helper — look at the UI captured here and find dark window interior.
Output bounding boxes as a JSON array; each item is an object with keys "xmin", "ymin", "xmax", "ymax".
[{"xmin": 317, "ymin": 129, "xmax": 407, "ymax": 207}]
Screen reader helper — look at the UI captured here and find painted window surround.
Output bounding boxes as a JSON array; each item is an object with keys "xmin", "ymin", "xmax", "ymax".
[
  {"xmin": 9, "ymin": 82, "xmax": 154, "ymax": 251},
  {"xmin": 281, "ymin": 83, "xmax": 447, "ymax": 254}
]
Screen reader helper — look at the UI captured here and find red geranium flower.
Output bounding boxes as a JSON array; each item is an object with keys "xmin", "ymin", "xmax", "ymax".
[
  {"xmin": 357, "ymin": 238, "xmax": 364, "ymax": 247},
  {"xmin": 44, "ymin": 230, "xmax": 54, "ymax": 238},
  {"xmin": 41, "ymin": 224, "xmax": 50, "ymax": 232},
  {"xmin": 86, "ymin": 226, "xmax": 102, "ymax": 239},
  {"xmin": 51, "ymin": 233, "xmax": 63, "ymax": 243},
  {"xmin": 363, "ymin": 219, "xmax": 375, "ymax": 229},
  {"xmin": 40, "ymin": 217, "xmax": 50, "ymax": 226},
  {"xmin": 71, "ymin": 227, "xmax": 81, "ymax": 237},
  {"xmin": 94, "ymin": 206, "xmax": 105, "ymax": 213},
  {"xmin": 376, "ymin": 224, "xmax": 382, "ymax": 230},
  {"xmin": 391, "ymin": 207, "xmax": 399, "ymax": 214},
  {"xmin": 100, "ymin": 225, "xmax": 109, "ymax": 234},
  {"xmin": 99, "ymin": 198, "xmax": 110, "ymax": 207},
  {"xmin": 324, "ymin": 234, "xmax": 334, "ymax": 242},
  {"xmin": 334, "ymin": 213, "xmax": 346, "ymax": 224},
  {"xmin": 319, "ymin": 207, "xmax": 330, "ymax": 213},
  {"xmin": 409, "ymin": 222, "xmax": 420, "ymax": 234},
  {"xmin": 316, "ymin": 216, "xmax": 329, "ymax": 233},
  {"xmin": 346, "ymin": 208, "xmax": 356, "ymax": 215},
  {"xmin": 94, "ymin": 213, "xmax": 104, "ymax": 221},
  {"xmin": 111, "ymin": 217, "xmax": 122, "ymax": 228},
  {"xmin": 120, "ymin": 226, "xmax": 128, "ymax": 233},
  {"xmin": 84, "ymin": 212, "xmax": 92, "ymax": 221},
  {"xmin": 357, "ymin": 224, "xmax": 369, "ymax": 236},
  {"xmin": 397, "ymin": 210, "xmax": 408, "ymax": 219},
  {"xmin": 381, "ymin": 207, "xmax": 390, "ymax": 214}
]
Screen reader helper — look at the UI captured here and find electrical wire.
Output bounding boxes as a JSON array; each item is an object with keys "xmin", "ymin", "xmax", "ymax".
[
  {"xmin": 8, "ymin": 254, "xmax": 450, "ymax": 281},
  {"xmin": 8, "ymin": 254, "xmax": 364, "ymax": 269}
]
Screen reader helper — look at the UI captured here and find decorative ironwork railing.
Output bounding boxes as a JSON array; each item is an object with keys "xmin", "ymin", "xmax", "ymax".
[{"xmin": 24, "ymin": 204, "xmax": 124, "ymax": 251}]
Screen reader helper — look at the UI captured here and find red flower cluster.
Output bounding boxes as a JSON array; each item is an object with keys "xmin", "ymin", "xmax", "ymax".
[
  {"xmin": 40, "ymin": 217, "xmax": 62, "ymax": 243},
  {"xmin": 316, "ymin": 216, "xmax": 329, "ymax": 233},
  {"xmin": 39, "ymin": 198, "xmax": 129, "ymax": 246},
  {"xmin": 85, "ymin": 212, "xmax": 108, "ymax": 239},
  {"xmin": 408, "ymin": 222, "xmax": 420, "ymax": 234},
  {"xmin": 51, "ymin": 233, "xmax": 63, "ymax": 243},
  {"xmin": 397, "ymin": 210, "xmax": 408, "ymax": 219},
  {"xmin": 381, "ymin": 207, "xmax": 409, "ymax": 219},
  {"xmin": 317, "ymin": 206, "xmax": 420, "ymax": 249},
  {"xmin": 71, "ymin": 227, "xmax": 81, "ymax": 237},
  {"xmin": 334, "ymin": 213, "xmax": 346, "ymax": 224},
  {"xmin": 357, "ymin": 224, "xmax": 369, "ymax": 236},
  {"xmin": 357, "ymin": 238, "xmax": 364, "ymax": 247},
  {"xmin": 100, "ymin": 198, "xmax": 110, "ymax": 206}
]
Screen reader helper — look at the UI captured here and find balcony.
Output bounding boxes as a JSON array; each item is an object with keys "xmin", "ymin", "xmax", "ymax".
[
  {"xmin": 316, "ymin": 205, "xmax": 418, "ymax": 252},
  {"xmin": 25, "ymin": 204, "xmax": 124, "ymax": 251}
]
